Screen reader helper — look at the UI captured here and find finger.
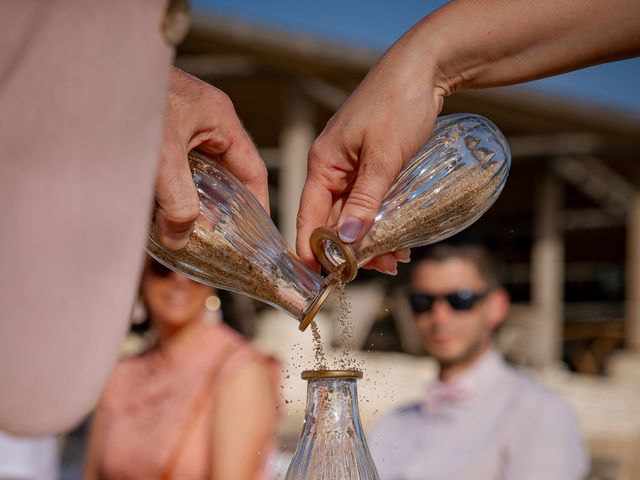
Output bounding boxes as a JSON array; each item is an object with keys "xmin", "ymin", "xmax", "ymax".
[
  {"xmin": 192, "ymin": 97, "xmax": 270, "ymax": 215},
  {"xmin": 296, "ymin": 171, "xmax": 337, "ymax": 271},
  {"xmin": 155, "ymin": 129, "xmax": 201, "ymax": 250},
  {"xmin": 361, "ymin": 253, "xmax": 398, "ymax": 275},
  {"xmin": 326, "ymin": 196, "xmax": 345, "ymax": 229},
  {"xmin": 394, "ymin": 248, "xmax": 411, "ymax": 263},
  {"xmin": 201, "ymin": 131, "xmax": 269, "ymax": 215},
  {"xmin": 337, "ymin": 144, "xmax": 403, "ymax": 244}
]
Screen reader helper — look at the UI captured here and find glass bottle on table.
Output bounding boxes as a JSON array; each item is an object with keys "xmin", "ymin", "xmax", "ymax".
[{"xmin": 285, "ymin": 370, "xmax": 379, "ymax": 480}]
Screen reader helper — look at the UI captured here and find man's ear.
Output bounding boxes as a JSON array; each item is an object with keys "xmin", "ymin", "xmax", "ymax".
[{"xmin": 486, "ymin": 287, "xmax": 510, "ymax": 330}]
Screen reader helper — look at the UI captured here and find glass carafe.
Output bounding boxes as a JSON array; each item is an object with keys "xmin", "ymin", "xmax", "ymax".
[
  {"xmin": 285, "ymin": 370, "xmax": 379, "ymax": 480},
  {"xmin": 311, "ymin": 113, "xmax": 511, "ymax": 281},
  {"xmin": 147, "ymin": 150, "xmax": 336, "ymax": 331}
]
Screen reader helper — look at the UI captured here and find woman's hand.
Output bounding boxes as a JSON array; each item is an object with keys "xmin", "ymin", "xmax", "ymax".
[{"xmin": 296, "ymin": 28, "xmax": 444, "ymax": 273}]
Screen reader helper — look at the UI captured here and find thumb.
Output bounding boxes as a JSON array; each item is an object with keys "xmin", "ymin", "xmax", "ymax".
[{"xmin": 336, "ymin": 151, "xmax": 401, "ymax": 243}]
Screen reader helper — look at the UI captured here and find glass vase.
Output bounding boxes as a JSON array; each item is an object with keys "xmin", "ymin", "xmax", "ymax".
[
  {"xmin": 147, "ymin": 150, "xmax": 336, "ymax": 331},
  {"xmin": 311, "ymin": 113, "xmax": 511, "ymax": 281},
  {"xmin": 285, "ymin": 370, "xmax": 379, "ymax": 480}
]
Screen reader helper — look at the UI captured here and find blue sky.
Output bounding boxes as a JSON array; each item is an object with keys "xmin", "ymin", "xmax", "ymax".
[{"xmin": 192, "ymin": 0, "xmax": 640, "ymax": 115}]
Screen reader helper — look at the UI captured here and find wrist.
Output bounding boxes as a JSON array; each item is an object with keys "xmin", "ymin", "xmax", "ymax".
[
  {"xmin": 405, "ymin": 2, "xmax": 511, "ymax": 96},
  {"xmin": 389, "ymin": 12, "xmax": 457, "ymax": 102}
]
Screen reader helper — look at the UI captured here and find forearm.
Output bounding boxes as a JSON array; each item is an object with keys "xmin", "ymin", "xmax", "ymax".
[{"xmin": 406, "ymin": 0, "xmax": 640, "ymax": 95}]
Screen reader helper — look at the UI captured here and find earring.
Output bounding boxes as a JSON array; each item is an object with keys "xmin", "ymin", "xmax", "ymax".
[{"xmin": 131, "ymin": 295, "xmax": 147, "ymax": 325}]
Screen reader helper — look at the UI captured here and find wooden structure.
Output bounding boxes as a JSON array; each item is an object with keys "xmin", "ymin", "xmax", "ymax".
[{"xmin": 177, "ymin": 12, "xmax": 640, "ymax": 371}]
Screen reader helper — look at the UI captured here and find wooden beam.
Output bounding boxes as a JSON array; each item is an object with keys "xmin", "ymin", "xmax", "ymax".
[
  {"xmin": 189, "ymin": 13, "xmax": 379, "ymax": 72},
  {"xmin": 258, "ymin": 147, "xmax": 280, "ymax": 170},
  {"xmin": 507, "ymin": 133, "xmax": 603, "ymax": 157},
  {"xmin": 505, "ymin": 261, "xmax": 624, "ymax": 284},
  {"xmin": 562, "ymin": 208, "xmax": 626, "ymax": 230},
  {"xmin": 302, "ymin": 77, "xmax": 349, "ymax": 111},
  {"xmin": 531, "ymin": 172, "xmax": 564, "ymax": 369},
  {"xmin": 279, "ymin": 85, "xmax": 314, "ymax": 246},
  {"xmin": 552, "ymin": 156, "xmax": 634, "ymax": 216},
  {"xmin": 175, "ymin": 53, "xmax": 258, "ymax": 77},
  {"xmin": 626, "ymin": 194, "xmax": 640, "ymax": 350}
]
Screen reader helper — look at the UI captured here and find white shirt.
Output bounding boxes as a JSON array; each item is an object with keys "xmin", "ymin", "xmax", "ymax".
[
  {"xmin": 368, "ymin": 349, "xmax": 589, "ymax": 480},
  {"xmin": 0, "ymin": 432, "xmax": 58, "ymax": 480}
]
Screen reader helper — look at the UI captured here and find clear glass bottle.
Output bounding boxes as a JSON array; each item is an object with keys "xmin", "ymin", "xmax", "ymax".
[
  {"xmin": 285, "ymin": 370, "xmax": 379, "ymax": 480},
  {"xmin": 148, "ymin": 113, "xmax": 509, "ymax": 326},
  {"xmin": 311, "ymin": 113, "xmax": 511, "ymax": 281},
  {"xmin": 147, "ymin": 150, "xmax": 336, "ymax": 331}
]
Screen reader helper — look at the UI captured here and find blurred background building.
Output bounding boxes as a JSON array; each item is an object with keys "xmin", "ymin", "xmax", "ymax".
[{"xmin": 59, "ymin": 3, "xmax": 640, "ymax": 480}]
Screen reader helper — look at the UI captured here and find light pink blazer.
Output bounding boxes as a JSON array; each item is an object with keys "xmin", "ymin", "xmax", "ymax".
[{"xmin": 0, "ymin": 0, "xmax": 173, "ymax": 433}]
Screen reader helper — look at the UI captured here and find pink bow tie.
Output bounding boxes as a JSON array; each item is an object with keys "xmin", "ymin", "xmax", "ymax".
[{"xmin": 422, "ymin": 381, "xmax": 471, "ymax": 414}]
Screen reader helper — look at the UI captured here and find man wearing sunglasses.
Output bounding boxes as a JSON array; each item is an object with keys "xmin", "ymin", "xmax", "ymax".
[{"xmin": 368, "ymin": 243, "xmax": 588, "ymax": 480}]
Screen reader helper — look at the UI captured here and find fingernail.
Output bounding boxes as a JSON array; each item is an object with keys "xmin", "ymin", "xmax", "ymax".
[
  {"xmin": 162, "ymin": 231, "xmax": 190, "ymax": 250},
  {"xmin": 397, "ymin": 257, "xmax": 411, "ymax": 264},
  {"xmin": 339, "ymin": 218, "xmax": 363, "ymax": 243},
  {"xmin": 376, "ymin": 266, "xmax": 398, "ymax": 276}
]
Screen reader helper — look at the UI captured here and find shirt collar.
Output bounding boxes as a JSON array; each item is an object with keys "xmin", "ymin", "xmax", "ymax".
[
  {"xmin": 448, "ymin": 347, "xmax": 506, "ymax": 398},
  {"xmin": 422, "ymin": 348, "xmax": 506, "ymax": 413}
]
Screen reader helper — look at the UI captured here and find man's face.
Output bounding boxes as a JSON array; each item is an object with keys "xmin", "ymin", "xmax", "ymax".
[{"xmin": 411, "ymin": 258, "xmax": 507, "ymax": 366}]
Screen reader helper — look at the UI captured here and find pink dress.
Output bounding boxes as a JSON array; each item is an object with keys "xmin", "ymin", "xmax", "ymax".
[{"xmin": 95, "ymin": 323, "xmax": 280, "ymax": 480}]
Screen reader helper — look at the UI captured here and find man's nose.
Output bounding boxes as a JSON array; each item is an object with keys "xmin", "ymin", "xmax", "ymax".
[{"xmin": 430, "ymin": 297, "xmax": 454, "ymax": 321}]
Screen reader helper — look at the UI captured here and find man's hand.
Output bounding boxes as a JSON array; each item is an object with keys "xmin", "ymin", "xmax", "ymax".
[{"xmin": 155, "ymin": 68, "xmax": 268, "ymax": 250}]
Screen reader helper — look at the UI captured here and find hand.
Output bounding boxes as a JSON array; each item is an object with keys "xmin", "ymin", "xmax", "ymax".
[
  {"xmin": 359, "ymin": 248, "xmax": 412, "ymax": 276},
  {"xmin": 296, "ymin": 27, "xmax": 444, "ymax": 273},
  {"xmin": 155, "ymin": 68, "xmax": 268, "ymax": 250},
  {"xmin": 296, "ymin": 0, "xmax": 640, "ymax": 276}
]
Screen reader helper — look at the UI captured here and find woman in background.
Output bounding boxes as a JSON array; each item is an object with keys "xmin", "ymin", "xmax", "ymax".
[{"xmin": 85, "ymin": 258, "xmax": 281, "ymax": 480}]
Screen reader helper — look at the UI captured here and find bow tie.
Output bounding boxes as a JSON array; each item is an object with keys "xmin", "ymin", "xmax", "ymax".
[{"xmin": 422, "ymin": 381, "xmax": 471, "ymax": 414}]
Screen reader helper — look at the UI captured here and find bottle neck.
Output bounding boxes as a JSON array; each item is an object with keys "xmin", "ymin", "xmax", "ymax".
[{"xmin": 303, "ymin": 377, "xmax": 366, "ymax": 438}]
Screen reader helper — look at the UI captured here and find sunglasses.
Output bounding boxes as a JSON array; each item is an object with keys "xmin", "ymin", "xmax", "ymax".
[
  {"xmin": 408, "ymin": 289, "xmax": 489, "ymax": 313},
  {"xmin": 147, "ymin": 259, "xmax": 173, "ymax": 278}
]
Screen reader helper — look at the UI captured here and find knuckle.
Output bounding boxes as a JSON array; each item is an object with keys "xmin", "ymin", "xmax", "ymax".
[
  {"xmin": 296, "ymin": 210, "xmax": 309, "ymax": 231},
  {"xmin": 163, "ymin": 203, "xmax": 200, "ymax": 226},
  {"xmin": 256, "ymin": 162, "xmax": 268, "ymax": 183},
  {"xmin": 307, "ymin": 134, "xmax": 338, "ymax": 169},
  {"xmin": 242, "ymin": 152, "xmax": 268, "ymax": 183},
  {"xmin": 345, "ymin": 187, "xmax": 380, "ymax": 213},
  {"xmin": 198, "ymin": 86, "xmax": 235, "ymax": 121},
  {"xmin": 159, "ymin": 192, "xmax": 200, "ymax": 225},
  {"xmin": 307, "ymin": 141, "xmax": 325, "ymax": 168},
  {"xmin": 361, "ymin": 151, "xmax": 395, "ymax": 183},
  {"xmin": 361, "ymin": 140, "xmax": 405, "ymax": 182},
  {"xmin": 214, "ymin": 90, "xmax": 235, "ymax": 112}
]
